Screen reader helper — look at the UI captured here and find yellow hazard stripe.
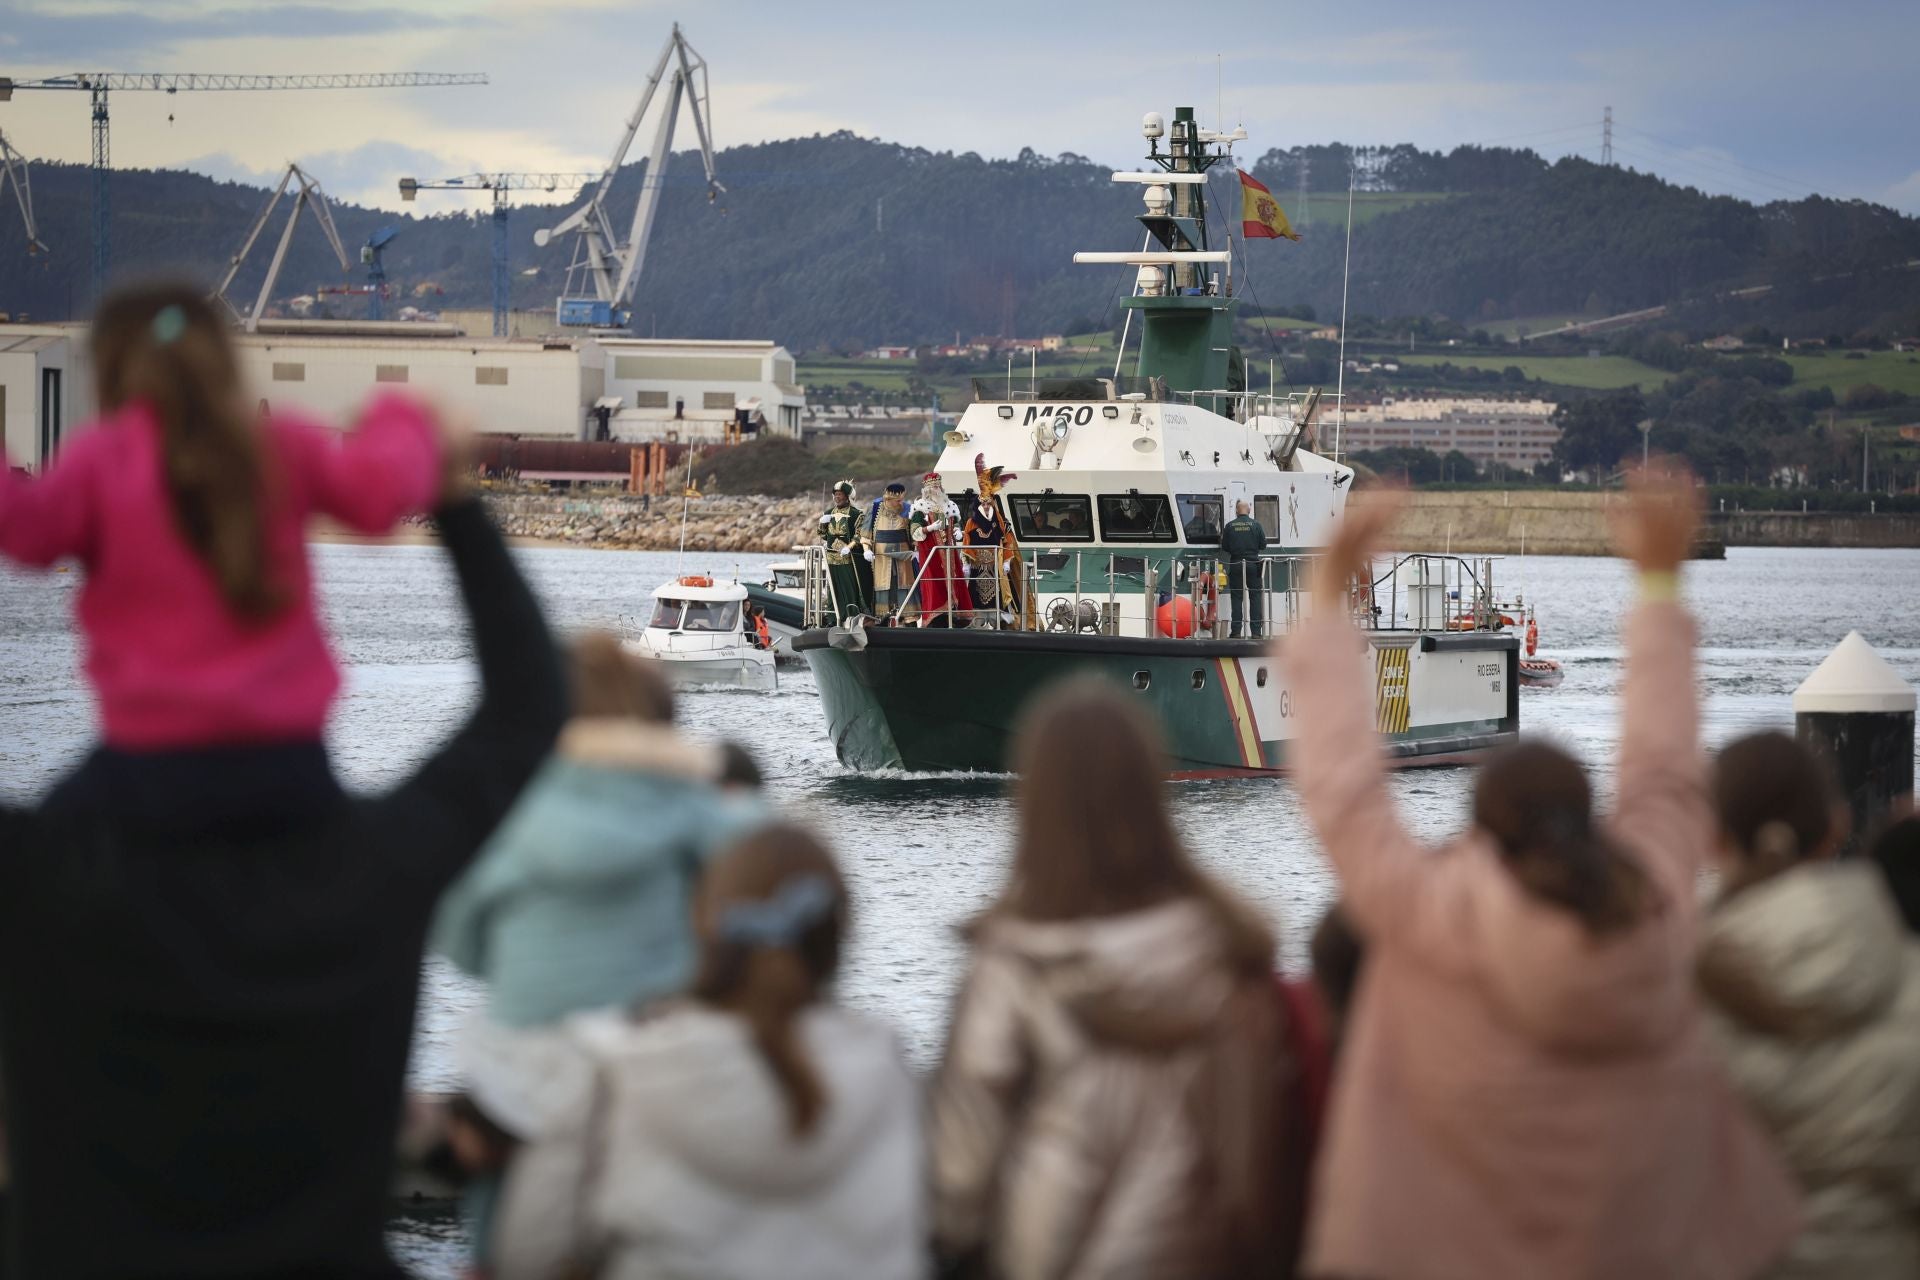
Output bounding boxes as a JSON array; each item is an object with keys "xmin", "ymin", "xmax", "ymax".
[
  {"xmin": 1217, "ymin": 659, "xmax": 1263, "ymax": 768},
  {"xmin": 1375, "ymin": 646, "xmax": 1412, "ymax": 735}
]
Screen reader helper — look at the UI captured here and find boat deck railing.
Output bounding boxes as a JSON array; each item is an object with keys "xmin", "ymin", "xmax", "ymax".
[{"xmin": 800, "ymin": 544, "xmax": 1506, "ymax": 641}]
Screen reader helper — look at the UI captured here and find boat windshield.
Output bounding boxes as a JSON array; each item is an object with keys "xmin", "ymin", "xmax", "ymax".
[
  {"xmin": 970, "ymin": 375, "xmax": 1168, "ymax": 402},
  {"xmin": 682, "ymin": 600, "xmax": 741, "ymax": 633},
  {"xmin": 648, "ymin": 600, "xmax": 684, "ymax": 629},
  {"xmin": 1177, "ymin": 493, "xmax": 1225, "ymax": 545},
  {"xmin": 771, "ymin": 569, "xmax": 803, "ymax": 589}
]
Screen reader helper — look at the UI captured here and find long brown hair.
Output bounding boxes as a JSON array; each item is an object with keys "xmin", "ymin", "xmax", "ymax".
[
  {"xmin": 91, "ymin": 283, "xmax": 282, "ymax": 619},
  {"xmin": 1473, "ymin": 740, "xmax": 1655, "ymax": 935},
  {"xmin": 1001, "ymin": 677, "xmax": 1291, "ymax": 1272},
  {"xmin": 1000, "ymin": 676, "xmax": 1273, "ymax": 967},
  {"xmin": 691, "ymin": 825, "xmax": 848, "ymax": 1137}
]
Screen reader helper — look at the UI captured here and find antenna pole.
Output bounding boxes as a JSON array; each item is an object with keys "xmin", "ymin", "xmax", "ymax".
[
  {"xmin": 1602, "ymin": 105, "xmax": 1614, "ymax": 166},
  {"xmin": 1334, "ymin": 174, "xmax": 1355, "ymax": 462},
  {"xmin": 1112, "ymin": 230, "xmax": 1151, "ymax": 379},
  {"xmin": 677, "ymin": 448, "xmax": 694, "ymax": 576}
]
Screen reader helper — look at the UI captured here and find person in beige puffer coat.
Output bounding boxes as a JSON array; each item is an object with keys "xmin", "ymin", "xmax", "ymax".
[
  {"xmin": 929, "ymin": 678, "xmax": 1299, "ymax": 1280},
  {"xmin": 1702, "ymin": 732, "xmax": 1920, "ymax": 1280}
]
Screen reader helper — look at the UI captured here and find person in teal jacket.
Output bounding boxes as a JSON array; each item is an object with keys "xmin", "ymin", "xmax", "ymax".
[{"xmin": 429, "ymin": 631, "xmax": 766, "ymax": 1265}]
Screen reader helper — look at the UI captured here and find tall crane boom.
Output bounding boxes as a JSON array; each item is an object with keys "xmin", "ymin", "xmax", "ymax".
[
  {"xmin": 534, "ymin": 25, "xmax": 722, "ymax": 329},
  {"xmin": 0, "ymin": 128, "xmax": 44, "ymax": 256},
  {"xmin": 0, "ymin": 69, "xmax": 486, "ymax": 303},
  {"xmin": 211, "ymin": 163, "xmax": 350, "ymax": 333},
  {"xmin": 400, "ymin": 172, "xmax": 598, "ymax": 337}
]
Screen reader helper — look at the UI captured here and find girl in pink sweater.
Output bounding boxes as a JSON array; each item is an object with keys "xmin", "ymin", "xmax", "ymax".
[
  {"xmin": 0, "ymin": 284, "xmax": 443, "ymax": 749},
  {"xmin": 1281, "ymin": 469, "xmax": 1800, "ymax": 1280}
]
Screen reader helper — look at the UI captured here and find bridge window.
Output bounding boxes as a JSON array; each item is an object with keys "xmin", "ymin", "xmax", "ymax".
[
  {"xmin": 1008, "ymin": 495, "xmax": 1093, "ymax": 542},
  {"xmin": 1097, "ymin": 494, "xmax": 1178, "ymax": 543},
  {"xmin": 1176, "ymin": 493, "xmax": 1224, "ymax": 544}
]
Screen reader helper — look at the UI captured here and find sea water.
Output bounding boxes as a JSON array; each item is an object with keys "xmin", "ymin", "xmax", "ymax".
[{"xmin": 3, "ymin": 541, "xmax": 1917, "ymax": 1274}]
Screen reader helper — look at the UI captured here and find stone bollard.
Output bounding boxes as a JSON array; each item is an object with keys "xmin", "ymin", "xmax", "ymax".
[{"xmin": 1794, "ymin": 631, "xmax": 1916, "ymax": 854}]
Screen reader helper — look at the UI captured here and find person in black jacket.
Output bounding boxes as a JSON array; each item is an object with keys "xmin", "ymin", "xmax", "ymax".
[
  {"xmin": 1220, "ymin": 500, "xmax": 1269, "ymax": 639},
  {"xmin": 0, "ymin": 459, "xmax": 566, "ymax": 1277}
]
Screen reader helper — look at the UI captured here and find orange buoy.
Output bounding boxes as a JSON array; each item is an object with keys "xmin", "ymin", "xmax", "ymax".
[{"xmin": 1156, "ymin": 595, "xmax": 1197, "ymax": 638}]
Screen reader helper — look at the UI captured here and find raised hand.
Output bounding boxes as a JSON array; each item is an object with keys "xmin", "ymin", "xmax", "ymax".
[
  {"xmin": 1609, "ymin": 459, "xmax": 1701, "ymax": 575},
  {"xmin": 1310, "ymin": 487, "xmax": 1405, "ymax": 612}
]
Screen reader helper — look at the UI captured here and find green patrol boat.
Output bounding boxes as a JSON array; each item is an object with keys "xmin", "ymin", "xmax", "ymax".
[{"xmin": 793, "ymin": 107, "xmax": 1519, "ymax": 777}]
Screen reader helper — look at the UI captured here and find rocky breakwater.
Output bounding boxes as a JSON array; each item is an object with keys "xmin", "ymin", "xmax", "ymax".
[{"xmin": 483, "ymin": 492, "xmax": 820, "ymax": 553}]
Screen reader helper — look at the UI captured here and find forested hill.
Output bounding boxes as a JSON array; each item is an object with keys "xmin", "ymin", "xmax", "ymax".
[{"xmin": 3, "ymin": 132, "xmax": 1917, "ymax": 346}]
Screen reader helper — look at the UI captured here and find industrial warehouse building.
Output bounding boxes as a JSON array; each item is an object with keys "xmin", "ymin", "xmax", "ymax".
[
  {"xmin": 0, "ymin": 318, "xmax": 806, "ymax": 469},
  {"xmin": 0, "ymin": 323, "xmax": 88, "ymax": 469}
]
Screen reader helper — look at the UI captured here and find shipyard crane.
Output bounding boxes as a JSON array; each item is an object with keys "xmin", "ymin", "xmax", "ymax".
[
  {"xmin": 0, "ymin": 128, "xmax": 44, "ymax": 256},
  {"xmin": 315, "ymin": 225, "xmax": 400, "ymax": 320},
  {"xmin": 362, "ymin": 226, "xmax": 398, "ymax": 321},
  {"xmin": 534, "ymin": 25, "xmax": 723, "ymax": 329},
  {"xmin": 399, "ymin": 172, "xmax": 597, "ymax": 336},
  {"xmin": 0, "ymin": 71, "xmax": 487, "ymax": 299},
  {"xmin": 211, "ymin": 163, "xmax": 350, "ymax": 333}
]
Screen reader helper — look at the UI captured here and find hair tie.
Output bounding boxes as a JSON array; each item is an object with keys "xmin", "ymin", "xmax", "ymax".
[
  {"xmin": 151, "ymin": 305, "xmax": 187, "ymax": 346},
  {"xmin": 718, "ymin": 874, "xmax": 835, "ymax": 948},
  {"xmin": 1754, "ymin": 819, "xmax": 1799, "ymax": 866}
]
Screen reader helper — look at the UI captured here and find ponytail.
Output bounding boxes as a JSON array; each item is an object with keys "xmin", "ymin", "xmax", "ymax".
[
  {"xmin": 91, "ymin": 284, "xmax": 282, "ymax": 619},
  {"xmin": 1712, "ymin": 733, "xmax": 1837, "ymax": 891},
  {"xmin": 690, "ymin": 828, "xmax": 847, "ymax": 1137}
]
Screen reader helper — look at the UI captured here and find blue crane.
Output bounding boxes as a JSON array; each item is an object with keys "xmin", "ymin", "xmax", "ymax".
[
  {"xmin": 399, "ymin": 173, "xmax": 596, "ymax": 337},
  {"xmin": 362, "ymin": 226, "xmax": 398, "ymax": 321}
]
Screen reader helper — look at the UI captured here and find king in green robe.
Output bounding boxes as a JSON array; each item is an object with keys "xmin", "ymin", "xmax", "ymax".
[{"xmin": 819, "ymin": 481, "xmax": 871, "ymax": 622}]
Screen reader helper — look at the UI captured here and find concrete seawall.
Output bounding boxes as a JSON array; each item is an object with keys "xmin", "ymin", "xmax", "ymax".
[
  {"xmin": 1711, "ymin": 510, "xmax": 1920, "ymax": 549},
  {"xmin": 1353, "ymin": 491, "xmax": 1920, "ymax": 555}
]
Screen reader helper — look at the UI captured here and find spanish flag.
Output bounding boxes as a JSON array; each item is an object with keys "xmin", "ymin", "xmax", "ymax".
[{"xmin": 1239, "ymin": 170, "xmax": 1301, "ymax": 241}]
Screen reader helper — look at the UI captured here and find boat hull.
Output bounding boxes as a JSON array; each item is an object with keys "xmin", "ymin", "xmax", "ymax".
[
  {"xmin": 620, "ymin": 643, "xmax": 778, "ymax": 692},
  {"xmin": 795, "ymin": 626, "xmax": 1518, "ymax": 777}
]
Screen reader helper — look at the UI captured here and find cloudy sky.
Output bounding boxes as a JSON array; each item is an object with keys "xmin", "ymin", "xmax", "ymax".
[{"xmin": 2, "ymin": 0, "xmax": 1915, "ymax": 215}]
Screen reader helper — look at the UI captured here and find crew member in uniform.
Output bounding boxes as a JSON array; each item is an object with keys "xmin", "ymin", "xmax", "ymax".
[
  {"xmin": 862, "ymin": 483, "xmax": 913, "ymax": 622},
  {"xmin": 818, "ymin": 480, "xmax": 870, "ymax": 622},
  {"xmin": 1221, "ymin": 499, "xmax": 1268, "ymax": 639}
]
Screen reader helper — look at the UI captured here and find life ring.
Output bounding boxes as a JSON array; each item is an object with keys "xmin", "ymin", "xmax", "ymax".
[
  {"xmin": 1197, "ymin": 573, "xmax": 1218, "ymax": 631},
  {"xmin": 1526, "ymin": 617, "xmax": 1539, "ymax": 657},
  {"xmin": 677, "ymin": 574, "xmax": 714, "ymax": 588}
]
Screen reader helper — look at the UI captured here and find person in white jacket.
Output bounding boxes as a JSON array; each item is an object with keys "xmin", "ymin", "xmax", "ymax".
[
  {"xmin": 1701, "ymin": 732, "xmax": 1920, "ymax": 1280},
  {"xmin": 490, "ymin": 824, "xmax": 926, "ymax": 1280}
]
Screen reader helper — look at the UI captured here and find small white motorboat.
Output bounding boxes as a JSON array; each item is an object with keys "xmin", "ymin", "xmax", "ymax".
[{"xmin": 624, "ymin": 575, "xmax": 778, "ymax": 692}]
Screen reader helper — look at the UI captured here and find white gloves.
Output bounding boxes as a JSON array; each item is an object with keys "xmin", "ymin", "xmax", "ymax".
[{"xmin": 864, "ymin": 549, "xmax": 875, "ymax": 562}]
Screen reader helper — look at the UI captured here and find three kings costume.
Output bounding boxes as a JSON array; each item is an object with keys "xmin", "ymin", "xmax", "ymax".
[
  {"xmin": 818, "ymin": 482, "xmax": 870, "ymax": 622},
  {"xmin": 909, "ymin": 474, "xmax": 967, "ymax": 626}
]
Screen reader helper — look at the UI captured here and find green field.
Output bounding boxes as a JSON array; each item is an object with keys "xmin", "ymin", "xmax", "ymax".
[
  {"xmin": 1281, "ymin": 190, "xmax": 1453, "ymax": 231},
  {"xmin": 1394, "ymin": 352, "xmax": 1673, "ymax": 391},
  {"xmin": 1779, "ymin": 350, "xmax": 1920, "ymax": 398}
]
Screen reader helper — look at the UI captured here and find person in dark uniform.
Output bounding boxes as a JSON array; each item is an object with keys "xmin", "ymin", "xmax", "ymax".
[{"xmin": 1220, "ymin": 500, "xmax": 1268, "ymax": 639}]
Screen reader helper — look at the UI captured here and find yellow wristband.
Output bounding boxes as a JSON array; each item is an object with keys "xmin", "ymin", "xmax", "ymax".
[{"xmin": 1638, "ymin": 570, "xmax": 1680, "ymax": 603}]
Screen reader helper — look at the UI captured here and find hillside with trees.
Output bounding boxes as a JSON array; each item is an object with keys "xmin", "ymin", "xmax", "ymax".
[{"xmin": 2, "ymin": 132, "xmax": 1917, "ymax": 348}]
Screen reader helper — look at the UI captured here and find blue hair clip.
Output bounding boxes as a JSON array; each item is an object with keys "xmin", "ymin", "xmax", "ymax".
[
  {"xmin": 151, "ymin": 305, "xmax": 187, "ymax": 345},
  {"xmin": 718, "ymin": 874, "xmax": 835, "ymax": 948}
]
